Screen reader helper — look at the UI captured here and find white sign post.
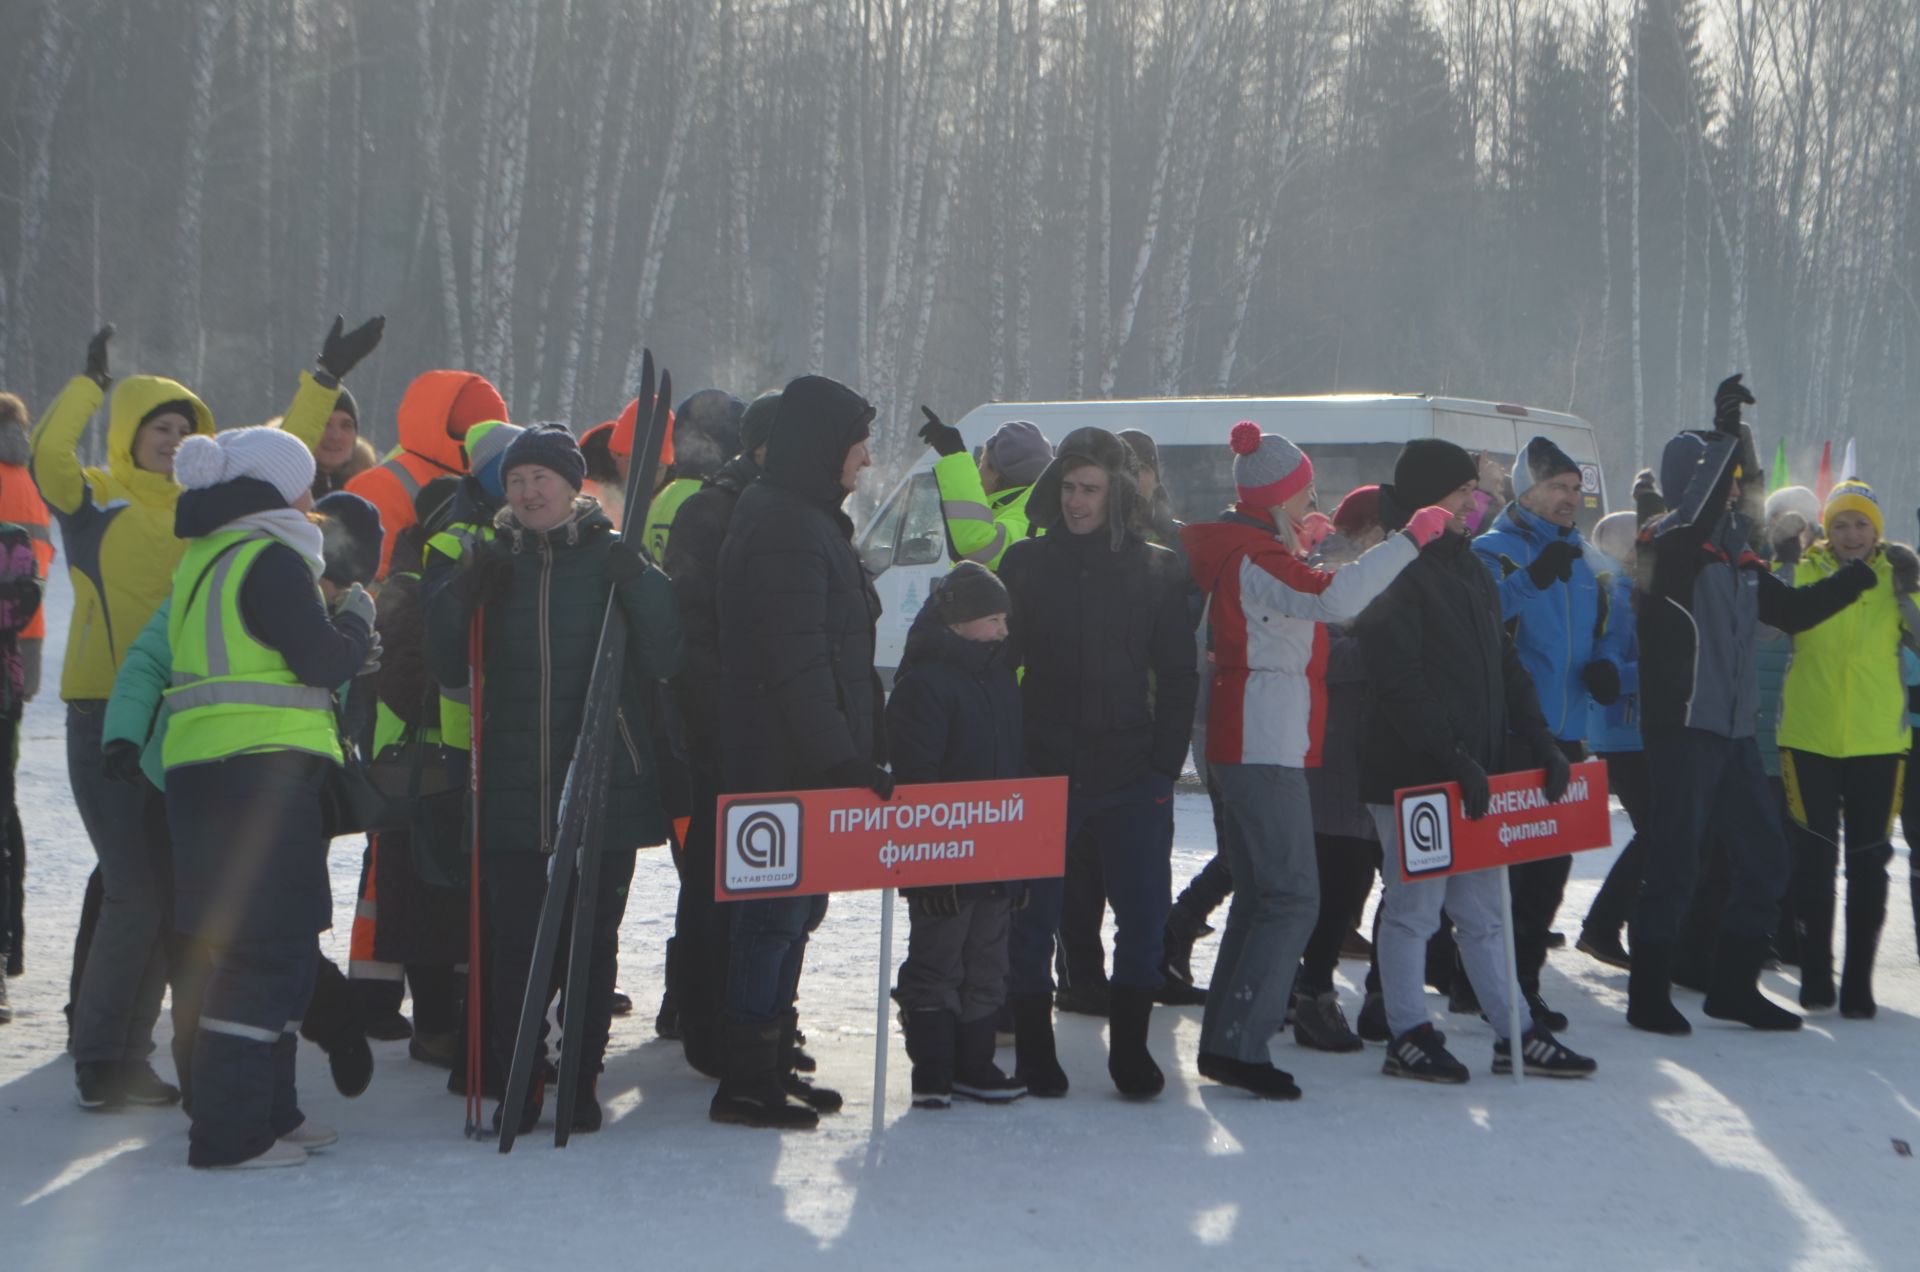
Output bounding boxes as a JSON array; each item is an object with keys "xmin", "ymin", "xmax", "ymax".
[{"xmin": 872, "ymin": 888, "xmax": 895, "ymax": 1133}]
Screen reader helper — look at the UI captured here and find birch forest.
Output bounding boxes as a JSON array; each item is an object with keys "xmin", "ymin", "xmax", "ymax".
[{"xmin": 3, "ymin": 0, "xmax": 1919, "ymax": 510}]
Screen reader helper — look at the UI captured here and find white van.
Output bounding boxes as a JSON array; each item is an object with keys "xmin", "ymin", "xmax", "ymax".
[{"xmin": 858, "ymin": 394, "xmax": 1609, "ymax": 678}]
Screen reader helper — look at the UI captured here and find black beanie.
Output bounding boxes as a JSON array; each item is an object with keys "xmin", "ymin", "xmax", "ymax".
[
  {"xmin": 741, "ymin": 390, "xmax": 781, "ymax": 455},
  {"xmin": 500, "ymin": 423, "xmax": 586, "ymax": 492},
  {"xmin": 315, "ymin": 491, "xmax": 385, "ymax": 586},
  {"xmin": 1389, "ymin": 438, "xmax": 1478, "ymax": 513},
  {"xmin": 139, "ymin": 399, "xmax": 199, "ymax": 431},
  {"xmin": 333, "ymin": 387, "xmax": 359, "ymax": 424},
  {"xmin": 933, "ymin": 561, "xmax": 1010, "ymax": 625}
]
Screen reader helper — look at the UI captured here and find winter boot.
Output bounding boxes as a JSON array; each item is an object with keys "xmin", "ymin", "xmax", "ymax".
[
  {"xmin": 1054, "ymin": 978, "xmax": 1111, "ymax": 1017},
  {"xmin": 571, "ymin": 1077, "xmax": 604, "ymax": 1133},
  {"xmin": 1575, "ymin": 926, "xmax": 1631, "ymax": 971},
  {"xmin": 609, "ymin": 986, "xmax": 634, "ymax": 1017},
  {"xmin": 1382, "ymin": 1024, "xmax": 1469, "ymax": 1084},
  {"xmin": 681, "ymin": 1013, "xmax": 726, "ymax": 1080},
  {"xmin": 1702, "ymin": 931, "xmax": 1802, "ymax": 1031},
  {"xmin": 120, "ymin": 1060, "xmax": 181, "ymax": 1107},
  {"xmin": 953, "ymin": 1013, "xmax": 1026, "ymax": 1103},
  {"xmin": 408, "ymin": 1029, "xmax": 458, "ymax": 1071},
  {"xmin": 1524, "ymin": 990, "xmax": 1569, "ymax": 1034},
  {"xmin": 654, "ymin": 988, "xmax": 681, "ymax": 1040},
  {"xmin": 1153, "ymin": 977, "xmax": 1209, "ymax": 1007},
  {"xmin": 1291, "ymin": 990, "xmax": 1364, "ymax": 1053},
  {"xmin": 490, "ymin": 1060, "xmax": 549, "ymax": 1136},
  {"xmin": 1446, "ymin": 969, "xmax": 1480, "ymax": 1016},
  {"xmin": 710, "ymin": 1020, "xmax": 818, "ymax": 1129},
  {"xmin": 1159, "ymin": 902, "xmax": 1214, "ymax": 993},
  {"xmin": 780, "ymin": 1010, "xmax": 840, "ymax": 1113},
  {"xmin": 1105, "ymin": 986, "xmax": 1164, "ymax": 1099},
  {"xmin": 1010, "ymin": 992, "xmax": 1069, "ymax": 1098},
  {"xmin": 1197, "ymin": 1052, "xmax": 1301, "ymax": 1100},
  {"xmin": 1356, "ymin": 991, "xmax": 1390, "ymax": 1043},
  {"xmin": 789, "ymin": 1017, "xmax": 817, "ymax": 1072},
  {"xmin": 328, "ymin": 1031, "xmax": 374, "ymax": 1097},
  {"xmin": 1625, "ymin": 942, "xmax": 1692, "ymax": 1036},
  {"xmin": 1796, "ymin": 895, "xmax": 1837, "ymax": 1010},
  {"xmin": 1493, "ymin": 1028, "xmax": 1596, "ymax": 1078},
  {"xmin": 1839, "ymin": 878, "xmax": 1888, "ymax": 1020},
  {"xmin": 904, "ymin": 1007, "xmax": 957, "ymax": 1108},
  {"xmin": 74, "ymin": 1061, "xmax": 125, "ymax": 1111}
]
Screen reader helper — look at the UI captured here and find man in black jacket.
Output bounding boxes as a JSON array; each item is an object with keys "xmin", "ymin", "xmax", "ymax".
[
  {"xmin": 1627, "ymin": 376, "xmax": 1876, "ymax": 1035},
  {"xmin": 660, "ymin": 390, "xmax": 779, "ymax": 1075},
  {"xmin": 1356, "ymin": 439, "xmax": 1594, "ymax": 1084},
  {"xmin": 999, "ymin": 427, "xmax": 1199, "ymax": 1100},
  {"xmin": 711, "ymin": 376, "xmax": 890, "ymax": 1129}
]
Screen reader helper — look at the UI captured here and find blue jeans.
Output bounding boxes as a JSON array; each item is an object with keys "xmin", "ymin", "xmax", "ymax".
[
  {"xmin": 725, "ymin": 894, "xmax": 829, "ymax": 1026},
  {"xmin": 1010, "ymin": 774, "xmax": 1174, "ymax": 995}
]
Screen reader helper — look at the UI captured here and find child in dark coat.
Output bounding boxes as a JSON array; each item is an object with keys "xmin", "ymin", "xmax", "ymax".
[{"xmin": 887, "ymin": 563, "xmax": 1029, "ymax": 1108}]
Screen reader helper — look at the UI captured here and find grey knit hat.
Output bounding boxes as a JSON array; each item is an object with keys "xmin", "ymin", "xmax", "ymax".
[
  {"xmin": 933, "ymin": 561, "xmax": 1011, "ymax": 625},
  {"xmin": 1511, "ymin": 435, "xmax": 1580, "ymax": 499},
  {"xmin": 984, "ymin": 420, "xmax": 1052, "ymax": 487},
  {"xmin": 1228, "ymin": 421, "xmax": 1313, "ymax": 511}
]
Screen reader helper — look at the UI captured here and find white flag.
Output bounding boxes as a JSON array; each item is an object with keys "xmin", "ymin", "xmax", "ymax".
[{"xmin": 1837, "ymin": 439, "xmax": 1857, "ymax": 485}]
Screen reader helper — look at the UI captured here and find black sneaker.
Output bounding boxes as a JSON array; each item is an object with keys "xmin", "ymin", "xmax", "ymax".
[
  {"xmin": 1493, "ymin": 1028, "xmax": 1596, "ymax": 1078},
  {"xmin": 1576, "ymin": 929, "xmax": 1632, "ymax": 971},
  {"xmin": 1356, "ymin": 991, "xmax": 1390, "ymax": 1043},
  {"xmin": 1525, "ymin": 991, "xmax": 1570, "ymax": 1033},
  {"xmin": 610, "ymin": 987, "xmax": 634, "ymax": 1018},
  {"xmin": 1197, "ymin": 1052, "xmax": 1302, "ymax": 1100},
  {"xmin": 783, "ymin": 1071, "xmax": 843, "ymax": 1114},
  {"xmin": 75, "ymin": 1061, "xmax": 126, "ymax": 1111},
  {"xmin": 1382, "ymin": 1024, "xmax": 1469, "ymax": 1084}
]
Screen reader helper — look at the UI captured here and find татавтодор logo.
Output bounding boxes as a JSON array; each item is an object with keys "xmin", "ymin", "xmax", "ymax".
[
  {"xmin": 1400, "ymin": 790, "xmax": 1453, "ymax": 876},
  {"xmin": 723, "ymin": 799, "xmax": 803, "ymax": 892}
]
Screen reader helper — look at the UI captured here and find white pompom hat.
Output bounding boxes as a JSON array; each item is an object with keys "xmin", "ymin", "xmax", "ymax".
[{"xmin": 173, "ymin": 426, "xmax": 315, "ymax": 506}]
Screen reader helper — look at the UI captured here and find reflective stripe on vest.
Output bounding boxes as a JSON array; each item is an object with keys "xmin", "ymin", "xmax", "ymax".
[
  {"xmin": 643, "ymin": 478, "xmax": 702, "ymax": 561},
  {"xmin": 380, "ymin": 456, "xmax": 421, "ymax": 501},
  {"xmin": 163, "ymin": 532, "xmax": 343, "ymax": 769}
]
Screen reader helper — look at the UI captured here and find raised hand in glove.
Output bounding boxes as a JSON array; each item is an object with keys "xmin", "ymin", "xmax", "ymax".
[
  {"xmin": 333, "ymin": 582, "xmax": 377, "ymax": 631},
  {"xmin": 1537, "ymin": 739, "xmax": 1572, "ymax": 803},
  {"xmin": 1713, "ymin": 373, "xmax": 1755, "ymax": 434},
  {"xmin": 605, "ymin": 539, "xmax": 651, "ymax": 583},
  {"xmin": 316, "ymin": 314, "xmax": 386, "ymax": 385},
  {"xmin": 102, "ymin": 739, "xmax": 145, "ymax": 785},
  {"xmin": 819, "ymin": 757, "xmax": 896, "ymax": 800},
  {"xmin": 1527, "ymin": 540, "xmax": 1581, "ymax": 590},
  {"xmin": 1581, "ymin": 659, "xmax": 1621, "ymax": 706},
  {"xmin": 1834, "ymin": 558, "xmax": 1879, "ymax": 599},
  {"xmin": 85, "ymin": 324, "xmax": 115, "ymax": 389},
  {"xmin": 905, "ymin": 886, "xmax": 960, "ymax": 919},
  {"xmin": 1441, "ymin": 747, "xmax": 1491, "ymax": 820},
  {"xmin": 918, "ymin": 406, "xmax": 966, "ymax": 458},
  {"xmin": 1884, "ymin": 543, "xmax": 1919, "ymax": 595},
  {"xmin": 1770, "ymin": 511, "xmax": 1808, "ymax": 566}
]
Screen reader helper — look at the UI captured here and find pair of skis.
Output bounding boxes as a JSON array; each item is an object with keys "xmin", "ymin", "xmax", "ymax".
[{"xmin": 496, "ymin": 350, "xmax": 673, "ymax": 1152}]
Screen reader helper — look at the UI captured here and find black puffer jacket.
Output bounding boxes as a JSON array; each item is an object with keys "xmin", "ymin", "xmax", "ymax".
[
  {"xmin": 665, "ymin": 452, "xmax": 760, "ymax": 766},
  {"xmin": 716, "ymin": 376, "xmax": 884, "ymax": 794},
  {"xmin": 1305, "ymin": 628, "xmax": 1376, "ymax": 840},
  {"xmin": 1000, "ymin": 502, "xmax": 1199, "ymax": 796},
  {"xmin": 425, "ymin": 498, "xmax": 683, "ymax": 855},
  {"xmin": 1354, "ymin": 532, "xmax": 1549, "ymax": 804},
  {"xmin": 886, "ymin": 600, "xmax": 1024, "ymax": 786}
]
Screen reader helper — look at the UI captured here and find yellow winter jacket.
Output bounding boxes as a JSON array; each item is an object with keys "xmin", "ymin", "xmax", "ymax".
[{"xmin": 1778, "ymin": 545, "xmax": 1920, "ymax": 759}]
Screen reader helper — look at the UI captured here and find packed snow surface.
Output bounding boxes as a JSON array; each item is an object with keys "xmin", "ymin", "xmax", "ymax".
[{"xmin": 3, "ymin": 554, "xmax": 1916, "ymax": 1271}]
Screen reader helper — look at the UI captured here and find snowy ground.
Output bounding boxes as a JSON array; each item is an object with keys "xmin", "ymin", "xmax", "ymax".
[{"xmin": 4, "ymin": 561, "xmax": 1919, "ymax": 1272}]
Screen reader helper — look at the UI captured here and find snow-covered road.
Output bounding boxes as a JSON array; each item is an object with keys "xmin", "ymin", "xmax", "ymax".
[{"xmin": 4, "ymin": 555, "xmax": 1916, "ymax": 1271}]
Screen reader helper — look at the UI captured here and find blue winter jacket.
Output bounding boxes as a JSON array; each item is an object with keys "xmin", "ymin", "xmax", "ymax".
[
  {"xmin": 1585, "ymin": 565, "xmax": 1643, "ymax": 755},
  {"xmin": 1904, "ymin": 647, "xmax": 1920, "ymax": 732},
  {"xmin": 1473, "ymin": 504, "xmax": 1629, "ymax": 741}
]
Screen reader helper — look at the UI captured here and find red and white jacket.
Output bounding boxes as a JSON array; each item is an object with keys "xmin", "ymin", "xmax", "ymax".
[{"xmin": 1183, "ymin": 508, "xmax": 1416, "ymax": 768}]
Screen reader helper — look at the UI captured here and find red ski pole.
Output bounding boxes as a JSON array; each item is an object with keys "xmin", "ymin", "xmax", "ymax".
[{"xmin": 464, "ymin": 606, "xmax": 486, "ymax": 1137}]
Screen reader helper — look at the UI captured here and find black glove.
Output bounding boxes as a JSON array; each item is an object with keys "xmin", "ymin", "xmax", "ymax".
[
  {"xmin": 102, "ymin": 739, "xmax": 144, "ymax": 785},
  {"xmin": 1833, "ymin": 558, "xmax": 1878, "ymax": 600},
  {"xmin": 316, "ymin": 314, "xmax": 386, "ymax": 384},
  {"xmin": 1631, "ymin": 468, "xmax": 1665, "ymax": 524},
  {"xmin": 84, "ymin": 324, "xmax": 115, "ymax": 389},
  {"xmin": 1713, "ymin": 373, "xmax": 1754, "ymax": 435},
  {"xmin": 1526, "ymin": 540, "xmax": 1580, "ymax": 590},
  {"xmin": 917, "ymin": 406, "xmax": 965, "ymax": 458},
  {"xmin": 1884, "ymin": 543, "xmax": 1919, "ymax": 595},
  {"xmin": 905, "ymin": 886, "xmax": 960, "ymax": 919},
  {"xmin": 1440, "ymin": 748, "xmax": 1491, "ymax": 821},
  {"xmin": 820, "ymin": 757, "xmax": 895, "ymax": 800},
  {"xmin": 605, "ymin": 539, "xmax": 650, "ymax": 583},
  {"xmin": 1581, "ymin": 659, "xmax": 1621, "ymax": 706},
  {"xmin": 1536, "ymin": 738, "xmax": 1572, "ymax": 803},
  {"xmin": 451, "ymin": 544, "xmax": 514, "ymax": 615}
]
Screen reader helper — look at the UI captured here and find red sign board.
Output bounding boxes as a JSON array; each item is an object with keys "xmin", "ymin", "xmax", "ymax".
[
  {"xmin": 714, "ymin": 777, "xmax": 1069, "ymax": 900},
  {"xmin": 1393, "ymin": 760, "xmax": 1613, "ymax": 882}
]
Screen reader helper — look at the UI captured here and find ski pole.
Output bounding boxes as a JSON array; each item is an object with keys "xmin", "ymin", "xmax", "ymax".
[{"xmin": 465, "ymin": 607, "xmax": 487, "ymax": 1136}]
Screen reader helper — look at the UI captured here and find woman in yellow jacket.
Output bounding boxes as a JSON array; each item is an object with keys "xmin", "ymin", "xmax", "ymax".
[
  {"xmin": 1777, "ymin": 480, "xmax": 1920, "ymax": 1018},
  {"xmin": 31, "ymin": 324, "xmax": 343, "ymax": 1110}
]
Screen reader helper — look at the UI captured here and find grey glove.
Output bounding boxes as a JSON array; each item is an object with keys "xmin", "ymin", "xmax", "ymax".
[
  {"xmin": 1885, "ymin": 543, "xmax": 1919, "ymax": 595},
  {"xmin": 357, "ymin": 628, "xmax": 384, "ymax": 677},
  {"xmin": 334, "ymin": 582, "xmax": 377, "ymax": 631}
]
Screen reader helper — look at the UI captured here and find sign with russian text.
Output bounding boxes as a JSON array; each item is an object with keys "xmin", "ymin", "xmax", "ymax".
[
  {"xmin": 715, "ymin": 777, "xmax": 1069, "ymax": 900},
  {"xmin": 1394, "ymin": 760, "xmax": 1613, "ymax": 882}
]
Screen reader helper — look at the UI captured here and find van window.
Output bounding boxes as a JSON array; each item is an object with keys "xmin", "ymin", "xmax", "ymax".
[
  {"xmin": 860, "ymin": 472, "xmax": 946, "ymax": 576},
  {"xmin": 1157, "ymin": 442, "xmax": 1407, "ymax": 521}
]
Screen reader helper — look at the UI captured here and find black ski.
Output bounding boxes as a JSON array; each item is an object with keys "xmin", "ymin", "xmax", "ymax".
[
  {"xmin": 550, "ymin": 367, "xmax": 672, "ymax": 1145},
  {"xmin": 497, "ymin": 351, "xmax": 666, "ymax": 1153}
]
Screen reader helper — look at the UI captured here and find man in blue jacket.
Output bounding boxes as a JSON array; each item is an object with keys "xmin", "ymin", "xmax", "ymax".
[{"xmin": 1472, "ymin": 437, "xmax": 1630, "ymax": 1030}]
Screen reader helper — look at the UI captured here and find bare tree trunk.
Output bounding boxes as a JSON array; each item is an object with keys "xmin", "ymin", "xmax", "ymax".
[
  {"xmin": 557, "ymin": 18, "xmax": 620, "ymax": 422},
  {"xmin": 483, "ymin": 3, "xmax": 539, "ymax": 401},
  {"xmin": 1009, "ymin": 0, "xmax": 1044, "ymax": 400},
  {"xmin": 809, "ymin": 13, "xmax": 849, "ymax": 373},
  {"xmin": 175, "ymin": 3, "xmax": 227, "ymax": 382},
  {"xmin": 418, "ymin": 0, "xmax": 465, "ymax": 367},
  {"xmin": 1630, "ymin": 14, "xmax": 1646, "ymax": 462},
  {"xmin": 586, "ymin": 42, "xmax": 646, "ymax": 404},
  {"xmin": 11, "ymin": 0, "xmax": 83, "ymax": 391}
]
